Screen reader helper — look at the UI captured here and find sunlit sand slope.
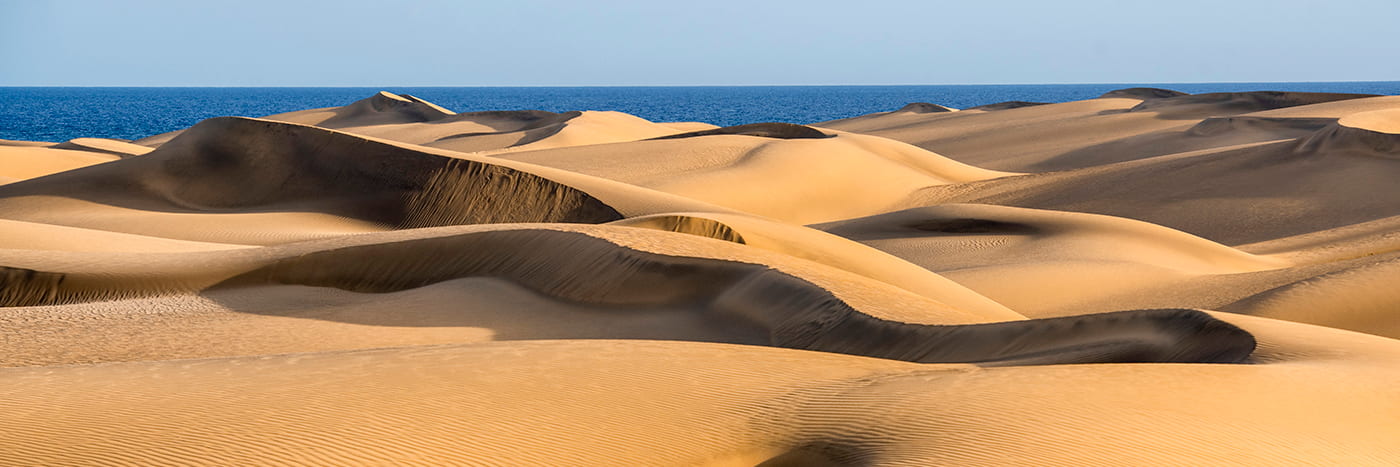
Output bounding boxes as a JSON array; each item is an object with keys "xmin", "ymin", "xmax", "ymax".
[{"xmin": 3, "ymin": 89, "xmax": 1398, "ymax": 465}]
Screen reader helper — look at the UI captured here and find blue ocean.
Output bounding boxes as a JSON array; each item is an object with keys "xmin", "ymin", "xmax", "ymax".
[{"xmin": 3, "ymin": 82, "xmax": 1399, "ymax": 143}]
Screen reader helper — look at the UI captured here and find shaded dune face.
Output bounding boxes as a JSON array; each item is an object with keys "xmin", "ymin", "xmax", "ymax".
[
  {"xmin": 613, "ymin": 214, "xmax": 749, "ymax": 244},
  {"xmin": 419, "ymin": 110, "xmax": 583, "ymax": 149},
  {"xmin": 650, "ymin": 122, "xmax": 833, "ymax": 140},
  {"xmin": 1296, "ymin": 109, "xmax": 1400, "ymax": 157},
  {"xmin": 228, "ymin": 229, "xmax": 1250, "ymax": 366},
  {"xmin": 314, "ymin": 91, "xmax": 459, "ymax": 127},
  {"xmin": 0, "ymin": 223, "xmax": 1253, "ymax": 365},
  {"xmin": 0, "ymin": 117, "xmax": 624, "ymax": 227},
  {"xmin": 965, "ymin": 101, "xmax": 1049, "ymax": 111},
  {"xmin": 896, "ymin": 102, "xmax": 956, "ymax": 113},
  {"xmin": 17, "ymin": 89, "xmax": 1400, "ymax": 464},
  {"xmin": 1098, "ymin": 87, "xmax": 1190, "ymax": 99},
  {"xmin": 1124, "ymin": 91, "xmax": 1380, "ymax": 118},
  {"xmin": 816, "ymin": 88, "xmax": 1388, "ymax": 173}
]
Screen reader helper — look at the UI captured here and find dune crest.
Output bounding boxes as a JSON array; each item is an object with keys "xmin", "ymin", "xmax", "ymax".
[
  {"xmin": 4, "ymin": 89, "xmax": 1399, "ymax": 465},
  {"xmin": 1296, "ymin": 108, "xmax": 1400, "ymax": 157},
  {"xmin": 651, "ymin": 122, "xmax": 833, "ymax": 140}
]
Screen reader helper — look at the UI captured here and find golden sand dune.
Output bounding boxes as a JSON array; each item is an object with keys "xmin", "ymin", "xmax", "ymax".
[
  {"xmin": 3, "ymin": 89, "xmax": 1399, "ymax": 465},
  {"xmin": 51, "ymin": 137, "xmax": 153, "ymax": 157},
  {"xmin": 0, "ymin": 143, "xmax": 118, "ymax": 184},
  {"xmin": 903, "ymin": 128, "xmax": 1400, "ymax": 245},
  {"xmin": 1, "ymin": 317, "xmax": 1395, "ymax": 465},
  {"xmin": 3, "ymin": 223, "xmax": 1257, "ymax": 367},
  {"xmin": 0, "ymin": 115, "xmax": 739, "ymax": 244},
  {"xmin": 812, "ymin": 204, "xmax": 1289, "ymax": 314},
  {"xmin": 498, "ymin": 124, "xmax": 1009, "ymax": 223},
  {"xmin": 611, "ymin": 211, "xmax": 1018, "ymax": 316},
  {"xmin": 137, "ymin": 91, "xmax": 709, "ymax": 153},
  {"xmin": 818, "ymin": 90, "xmax": 1378, "ymax": 171}
]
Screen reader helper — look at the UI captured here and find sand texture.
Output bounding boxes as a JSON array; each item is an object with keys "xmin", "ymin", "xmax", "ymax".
[{"xmin": 3, "ymin": 90, "xmax": 1399, "ymax": 465}]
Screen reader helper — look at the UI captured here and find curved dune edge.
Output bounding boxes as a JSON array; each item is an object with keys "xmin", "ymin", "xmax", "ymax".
[
  {"xmin": 1098, "ymin": 87, "xmax": 1189, "ymax": 99},
  {"xmin": 0, "ymin": 116, "xmax": 751, "ymax": 236},
  {"xmin": 0, "ymin": 314, "xmax": 1393, "ymax": 466},
  {"xmin": 496, "ymin": 129, "xmax": 1011, "ymax": 224},
  {"xmin": 808, "ymin": 204, "xmax": 1294, "ymax": 317},
  {"xmin": 966, "ymin": 101, "xmax": 1049, "ymax": 111},
  {"xmin": 151, "ymin": 117, "xmax": 625, "ymax": 226},
  {"xmin": 649, "ymin": 122, "xmax": 833, "ymax": 140},
  {"xmin": 610, "ymin": 212, "xmax": 1021, "ymax": 319},
  {"xmin": 51, "ymin": 138, "xmax": 153, "ymax": 157},
  {"xmin": 485, "ymin": 111, "xmax": 716, "ymax": 151},
  {"xmin": 0, "ymin": 145, "xmax": 119, "ymax": 183},
  {"xmin": 6, "ymin": 88, "xmax": 1400, "ymax": 465},
  {"xmin": 1296, "ymin": 108, "xmax": 1400, "ymax": 157},
  {"xmin": 1127, "ymin": 91, "xmax": 1379, "ymax": 114},
  {"xmin": 0, "ymin": 223, "xmax": 1251, "ymax": 366},
  {"xmin": 897, "ymin": 102, "xmax": 957, "ymax": 113},
  {"xmin": 142, "ymin": 92, "xmax": 701, "ymax": 154},
  {"xmin": 816, "ymin": 204, "xmax": 1288, "ymax": 274},
  {"xmin": 0, "ymin": 218, "xmax": 253, "ymax": 253},
  {"xmin": 1224, "ymin": 258, "xmax": 1400, "ymax": 339}
]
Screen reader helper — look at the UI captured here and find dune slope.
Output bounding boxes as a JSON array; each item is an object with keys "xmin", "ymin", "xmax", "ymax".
[{"xmin": 3, "ymin": 89, "xmax": 1398, "ymax": 465}]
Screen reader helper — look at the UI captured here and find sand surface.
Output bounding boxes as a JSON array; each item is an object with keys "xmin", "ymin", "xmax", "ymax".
[{"xmin": 3, "ymin": 90, "xmax": 1398, "ymax": 465}]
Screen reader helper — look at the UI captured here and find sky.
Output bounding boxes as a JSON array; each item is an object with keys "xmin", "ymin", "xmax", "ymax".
[{"xmin": 1, "ymin": 0, "xmax": 1397, "ymax": 86}]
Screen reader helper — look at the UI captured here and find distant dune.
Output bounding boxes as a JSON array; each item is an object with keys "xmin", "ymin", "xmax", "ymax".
[{"xmin": 3, "ymin": 89, "xmax": 1398, "ymax": 465}]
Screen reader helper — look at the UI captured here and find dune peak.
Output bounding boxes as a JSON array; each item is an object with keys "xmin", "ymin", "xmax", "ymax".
[
  {"xmin": 898, "ymin": 102, "xmax": 957, "ymax": 113},
  {"xmin": 315, "ymin": 91, "xmax": 458, "ymax": 126},
  {"xmin": 7, "ymin": 86, "xmax": 1400, "ymax": 466},
  {"xmin": 1099, "ymin": 87, "xmax": 1189, "ymax": 99}
]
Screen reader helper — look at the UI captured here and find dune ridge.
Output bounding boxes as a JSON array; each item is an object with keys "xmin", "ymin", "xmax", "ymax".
[{"xmin": 3, "ymin": 89, "xmax": 1399, "ymax": 465}]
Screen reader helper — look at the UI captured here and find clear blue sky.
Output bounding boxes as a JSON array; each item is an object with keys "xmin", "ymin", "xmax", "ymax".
[{"xmin": 2, "ymin": 0, "xmax": 1396, "ymax": 86}]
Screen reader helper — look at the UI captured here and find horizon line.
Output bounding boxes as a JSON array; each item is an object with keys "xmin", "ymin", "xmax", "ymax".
[{"xmin": 3, "ymin": 79, "xmax": 1398, "ymax": 89}]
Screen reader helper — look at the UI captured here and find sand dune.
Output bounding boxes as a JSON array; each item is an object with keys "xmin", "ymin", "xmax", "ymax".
[
  {"xmin": 813, "ymin": 204, "xmax": 1290, "ymax": 316},
  {"xmin": 1, "ymin": 317, "xmax": 1394, "ymax": 465},
  {"xmin": 497, "ymin": 127, "xmax": 1010, "ymax": 223},
  {"xmin": 0, "ymin": 115, "xmax": 740, "ymax": 243},
  {"xmin": 3, "ymin": 222, "xmax": 1258, "ymax": 367},
  {"xmin": 49, "ymin": 137, "xmax": 152, "ymax": 157},
  {"xmin": 611, "ymin": 211, "xmax": 1019, "ymax": 317},
  {"xmin": 136, "ymin": 91, "xmax": 705, "ymax": 153},
  {"xmin": 965, "ymin": 100, "xmax": 1049, "ymax": 111},
  {"xmin": 903, "ymin": 134, "xmax": 1400, "ymax": 245},
  {"xmin": 0, "ymin": 144, "xmax": 119, "ymax": 184},
  {"xmin": 818, "ymin": 89, "xmax": 1379, "ymax": 171},
  {"xmin": 3, "ymin": 90, "xmax": 1398, "ymax": 465}
]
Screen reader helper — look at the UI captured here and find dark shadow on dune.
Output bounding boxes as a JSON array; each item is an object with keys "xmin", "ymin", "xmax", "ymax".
[
  {"xmin": 756, "ymin": 442, "xmax": 869, "ymax": 467},
  {"xmin": 813, "ymin": 213, "xmax": 1042, "ymax": 242},
  {"xmin": 909, "ymin": 218, "xmax": 1042, "ymax": 235},
  {"xmin": 1024, "ymin": 116, "xmax": 1337, "ymax": 171},
  {"xmin": 650, "ymin": 122, "xmax": 833, "ymax": 140},
  {"xmin": 966, "ymin": 101, "xmax": 1050, "ymax": 111},
  {"xmin": 896, "ymin": 102, "xmax": 956, "ymax": 114},
  {"xmin": 1127, "ymin": 91, "xmax": 1379, "ymax": 120},
  {"xmin": 1099, "ymin": 87, "xmax": 1190, "ymax": 100},
  {"xmin": 0, "ymin": 116, "xmax": 624, "ymax": 227},
  {"xmin": 614, "ymin": 215, "xmax": 747, "ymax": 244},
  {"xmin": 1297, "ymin": 120, "xmax": 1400, "ymax": 158},
  {"xmin": 0, "ymin": 266, "xmax": 66, "ymax": 307},
  {"xmin": 428, "ymin": 110, "xmax": 582, "ymax": 142},
  {"xmin": 193, "ymin": 228, "xmax": 1255, "ymax": 366}
]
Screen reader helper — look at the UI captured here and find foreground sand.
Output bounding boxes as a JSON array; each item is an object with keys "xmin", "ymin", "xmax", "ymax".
[{"xmin": 3, "ymin": 89, "xmax": 1399, "ymax": 465}]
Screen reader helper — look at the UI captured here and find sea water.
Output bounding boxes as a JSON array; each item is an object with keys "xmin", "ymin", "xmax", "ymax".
[{"xmin": 3, "ymin": 82, "xmax": 1399, "ymax": 142}]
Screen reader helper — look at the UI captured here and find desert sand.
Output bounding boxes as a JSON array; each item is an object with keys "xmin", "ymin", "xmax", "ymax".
[{"xmin": 2, "ymin": 89, "xmax": 1398, "ymax": 465}]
